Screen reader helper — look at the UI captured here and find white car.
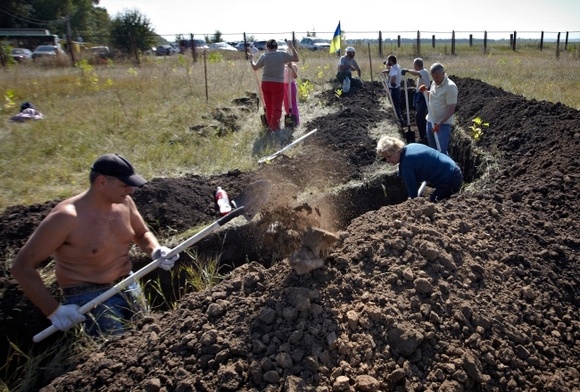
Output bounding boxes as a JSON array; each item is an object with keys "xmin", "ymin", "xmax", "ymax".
[
  {"xmin": 298, "ymin": 37, "xmax": 331, "ymax": 51},
  {"xmin": 208, "ymin": 42, "xmax": 237, "ymax": 51},
  {"xmin": 277, "ymin": 40, "xmax": 289, "ymax": 52}
]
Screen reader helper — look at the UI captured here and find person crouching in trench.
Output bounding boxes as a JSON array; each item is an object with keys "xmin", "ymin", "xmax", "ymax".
[{"xmin": 377, "ymin": 135, "xmax": 463, "ymax": 202}]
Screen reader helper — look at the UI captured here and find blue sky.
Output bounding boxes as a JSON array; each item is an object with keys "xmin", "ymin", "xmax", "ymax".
[{"xmin": 98, "ymin": 0, "xmax": 580, "ymax": 42}]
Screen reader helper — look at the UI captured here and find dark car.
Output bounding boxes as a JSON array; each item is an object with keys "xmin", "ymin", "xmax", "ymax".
[
  {"xmin": 253, "ymin": 40, "xmax": 268, "ymax": 51},
  {"xmin": 32, "ymin": 45, "xmax": 65, "ymax": 60},
  {"xmin": 235, "ymin": 42, "xmax": 255, "ymax": 52},
  {"xmin": 10, "ymin": 48, "xmax": 33, "ymax": 62},
  {"xmin": 156, "ymin": 45, "xmax": 177, "ymax": 56}
]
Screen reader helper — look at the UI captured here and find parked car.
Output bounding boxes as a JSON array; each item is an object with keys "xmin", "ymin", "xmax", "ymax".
[
  {"xmin": 253, "ymin": 40, "xmax": 268, "ymax": 51},
  {"xmin": 10, "ymin": 48, "xmax": 32, "ymax": 62},
  {"xmin": 32, "ymin": 45, "xmax": 65, "ymax": 60},
  {"xmin": 192, "ymin": 39, "xmax": 209, "ymax": 51},
  {"xmin": 298, "ymin": 37, "xmax": 331, "ymax": 51},
  {"xmin": 89, "ymin": 46, "xmax": 112, "ymax": 59},
  {"xmin": 208, "ymin": 42, "xmax": 237, "ymax": 51},
  {"xmin": 156, "ymin": 45, "xmax": 177, "ymax": 56},
  {"xmin": 253, "ymin": 40, "xmax": 289, "ymax": 51},
  {"xmin": 235, "ymin": 42, "xmax": 254, "ymax": 52}
]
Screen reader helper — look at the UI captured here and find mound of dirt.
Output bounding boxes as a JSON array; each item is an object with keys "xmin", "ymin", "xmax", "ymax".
[{"xmin": 0, "ymin": 77, "xmax": 579, "ymax": 391}]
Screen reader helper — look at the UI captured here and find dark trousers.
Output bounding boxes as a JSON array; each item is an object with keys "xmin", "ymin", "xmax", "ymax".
[
  {"xmin": 430, "ymin": 168, "xmax": 463, "ymax": 202},
  {"xmin": 389, "ymin": 86, "xmax": 404, "ymax": 122},
  {"xmin": 414, "ymin": 92, "xmax": 427, "ymax": 141}
]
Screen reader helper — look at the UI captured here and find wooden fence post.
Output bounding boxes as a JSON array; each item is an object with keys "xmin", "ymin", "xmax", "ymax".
[
  {"xmin": 556, "ymin": 32, "xmax": 561, "ymax": 58},
  {"xmin": 190, "ymin": 33, "xmax": 196, "ymax": 62},
  {"xmin": 379, "ymin": 31, "xmax": 383, "ymax": 58},
  {"xmin": 451, "ymin": 30, "xmax": 456, "ymax": 55},
  {"xmin": 243, "ymin": 32, "xmax": 248, "ymax": 60},
  {"xmin": 512, "ymin": 31, "xmax": 517, "ymax": 51},
  {"xmin": 484, "ymin": 31, "xmax": 487, "ymax": 53},
  {"xmin": 432, "ymin": 35, "xmax": 435, "ymax": 48},
  {"xmin": 469, "ymin": 34, "xmax": 473, "ymax": 47},
  {"xmin": 540, "ymin": 31, "xmax": 544, "ymax": 51},
  {"xmin": 565, "ymin": 31, "xmax": 569, "ymax": 51},
  {"xmin": 416, "ymin": 30, "xmax": 421, "ymax": 56},
  {"xmin": 397, "ymin": 35, "xmax": 401, "ymax": 48}
]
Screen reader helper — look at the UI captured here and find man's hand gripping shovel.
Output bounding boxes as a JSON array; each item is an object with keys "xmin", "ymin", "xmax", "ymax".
[{"xmin": 33, "ymin": 180, "xmax": 273, "ymax": 343}]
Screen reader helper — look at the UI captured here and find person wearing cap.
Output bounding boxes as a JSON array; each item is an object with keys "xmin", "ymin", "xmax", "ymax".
[
  {"xmin": 376, "ymin": 135, "xmax": 463, "ymax": 202},
  {"xmin": 336, "ymin": 46, "xmax": 362, "ymax": 88},
  {"xmin": 250, "ymin": 39, "xmax": 299, "ymax": 131},
  {"xmin": 11, "ymin": 153, "xmax": 180, "ymax": 337}
]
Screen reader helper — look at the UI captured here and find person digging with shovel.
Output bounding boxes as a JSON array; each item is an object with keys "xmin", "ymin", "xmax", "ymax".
[{"xmin": 11, "ymin": 153, "xmax": 180, "ymax": 338}]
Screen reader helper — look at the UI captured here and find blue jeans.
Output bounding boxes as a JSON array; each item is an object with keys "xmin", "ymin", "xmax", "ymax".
[
  {"xmin": 430, "ymin": 167, "xmax": 463, "ymax": 202},
  {"xmin": 64, "ymin": 283, "xmax": 147, "ymax": 336},
  {"xmin": 427, "ymin": 123, "xmax": 451, "ymax": 155}
]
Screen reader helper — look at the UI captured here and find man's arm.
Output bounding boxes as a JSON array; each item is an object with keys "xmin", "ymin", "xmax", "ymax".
[
  {"xmin": 127, "ymin": 197, "xmax": 159, "ymax": 257},
  {"xmin": 436, "ymin": 104, "xmax": 457, "ymax": 125},
  {"xmin": 11, "ymin": 208, "xmax": 74, "ymax": 316}
]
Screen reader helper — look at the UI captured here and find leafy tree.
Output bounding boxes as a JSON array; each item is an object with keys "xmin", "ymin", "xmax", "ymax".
[
  {"xmin": 0, "ymin": 0, "xmax": 108, "ymax": 43},
  {"xmin": 109, "ymin": 9, "xmax": 156, "ymax": 53},
  {"xmin": 210, "ymin": 30, "xmax": 222, "ymax": 43}
]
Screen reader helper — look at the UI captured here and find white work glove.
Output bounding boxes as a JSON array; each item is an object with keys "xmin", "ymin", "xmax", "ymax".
[
  {"xmin": 152, "ymin": 246, "xmax": 179, "ymax": 271},
  {"xmin": 48, "ymin": 304, "xmax": 86, "ymax": 331}
]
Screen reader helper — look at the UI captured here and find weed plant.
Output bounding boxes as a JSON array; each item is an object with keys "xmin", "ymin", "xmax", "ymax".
[{"xmin": 145, "ymin": 249, "xmax": 227, "ymax": 310}]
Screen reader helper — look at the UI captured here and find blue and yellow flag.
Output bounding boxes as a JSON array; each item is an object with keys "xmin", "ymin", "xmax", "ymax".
[{"xmin": 329, "ymin": 21, "xmax": 341, "ymax": 54}]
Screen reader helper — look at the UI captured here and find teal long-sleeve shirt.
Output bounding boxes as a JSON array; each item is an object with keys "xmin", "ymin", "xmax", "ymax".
[{"xmin": 398, "ymin": 143, "xmax": 461, "ymax": 198}]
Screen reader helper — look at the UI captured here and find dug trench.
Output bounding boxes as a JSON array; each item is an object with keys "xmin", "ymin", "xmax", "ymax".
[{"xmin": 0, "ymin": 77, "xmax": 578, "ymax": 391}]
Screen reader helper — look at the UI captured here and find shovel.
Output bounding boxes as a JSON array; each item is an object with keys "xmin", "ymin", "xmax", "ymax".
[
  {"xmin": 403, "ymin": 75, "xmax": 416, "ymax": 144},
  {"xmin": 258, "ymin": 128, "xmax": 318, "ymax": 163},
  {"xmin": 379, "ymin": 72, "xmax": 403, "ymax": 131},
  {"xmin": 253, "ymin": 70, "xmax": 268, "ymax": 128},
  {"xmin": 33, "ymin": 180, "xmax": 272, "ymax": 343}
]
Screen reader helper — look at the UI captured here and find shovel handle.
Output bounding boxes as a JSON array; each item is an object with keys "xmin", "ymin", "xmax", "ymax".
[{"xmin": 258, "ymin": 128, "xmax": 318, "ymax": 163}]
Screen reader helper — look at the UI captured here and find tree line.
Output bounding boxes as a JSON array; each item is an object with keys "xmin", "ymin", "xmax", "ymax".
[{"xmin": 0, "ymin": 1, "xmax": 161, "ymax": 53}]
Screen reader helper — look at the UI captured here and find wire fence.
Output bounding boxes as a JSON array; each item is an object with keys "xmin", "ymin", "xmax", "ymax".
[{"xmin": 1, "ymin": 29, "xmax": 578, "ymax": 68}]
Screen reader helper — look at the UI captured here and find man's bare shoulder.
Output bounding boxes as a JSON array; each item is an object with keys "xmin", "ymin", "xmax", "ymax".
[{"xmin": 49, "ymin": 194, "xmax": 83, "ymax": 217}]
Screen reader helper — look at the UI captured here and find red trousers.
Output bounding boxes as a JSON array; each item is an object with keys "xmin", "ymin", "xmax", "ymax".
[{"xmin": 261, "ymin": 81, "xmax": 284, "ymax": 130}]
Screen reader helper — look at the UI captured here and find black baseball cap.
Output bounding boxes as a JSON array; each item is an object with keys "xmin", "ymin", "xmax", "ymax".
[{"xmin": 91, "ymin": 153, "xmax": 147, "ymax": 187}]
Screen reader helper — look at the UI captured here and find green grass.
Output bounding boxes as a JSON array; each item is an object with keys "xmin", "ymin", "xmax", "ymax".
[{"xmin": 0, "ymin": 45, "xmax": 578, "ymax": 213}]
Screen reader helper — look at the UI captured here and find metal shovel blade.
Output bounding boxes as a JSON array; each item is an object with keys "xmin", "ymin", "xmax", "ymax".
[{"xmin": 284, "ymin": 114, "xmax": 295, "ymax": 129}]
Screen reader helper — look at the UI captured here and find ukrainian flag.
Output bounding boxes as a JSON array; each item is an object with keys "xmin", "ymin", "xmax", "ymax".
[{"xmin": 329, "ymin": 21, "xmax": 341, "ymax": 55}]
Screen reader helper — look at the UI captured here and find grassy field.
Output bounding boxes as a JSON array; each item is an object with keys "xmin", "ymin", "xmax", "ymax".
[{"xmin": 0, "ymin": 44, "xmax": 578, "ymax": 212}]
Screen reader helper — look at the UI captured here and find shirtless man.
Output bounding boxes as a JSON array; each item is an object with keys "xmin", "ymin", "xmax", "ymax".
[{"xmin": 11, "ymin": 153, "xmax": 179, "ymax": 336}]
